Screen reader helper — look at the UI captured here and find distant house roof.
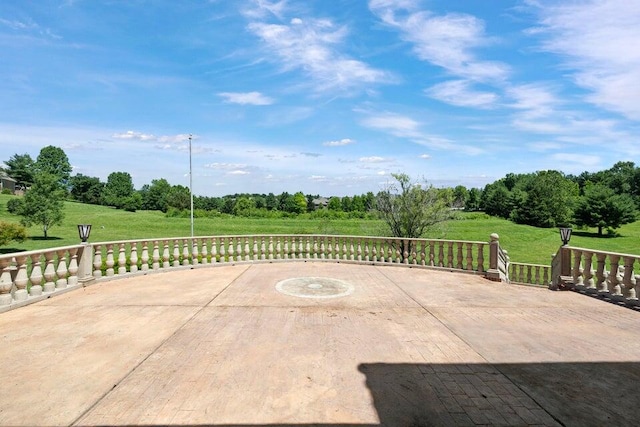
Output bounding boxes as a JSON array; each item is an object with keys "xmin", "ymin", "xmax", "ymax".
[
  {"xmin": 0, "ymin": 171, "xmax": 17, "ymax": 182},
  {"xmin": 312, "ymin": 197, "xmax": 329, "ymax": 207}
]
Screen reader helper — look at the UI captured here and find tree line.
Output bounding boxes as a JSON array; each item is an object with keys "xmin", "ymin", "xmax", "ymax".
[{"xmin": 2, "ymin": 146, "xmax": 639, "ymax": 241}]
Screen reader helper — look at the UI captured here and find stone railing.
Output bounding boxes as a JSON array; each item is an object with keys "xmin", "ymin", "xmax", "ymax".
[
  {"xmin": 0, "ymin": 234, "xmax": 509, "ymax": 312},
  {"xmin": 508, "ymin": 262, "xmax": 551, "ymax": 286},
  {"xmin": 550, "ymin": 245, "xmax": 640, "ymax": 306}
]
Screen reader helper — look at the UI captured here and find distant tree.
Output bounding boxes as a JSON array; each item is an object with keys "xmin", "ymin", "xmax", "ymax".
[
  {"xmin": 452, "ymin": 185, "xmax": 468, "ymax": 209},
  {"xmin": 19, "ymin": 173, "xmax": 65, "ymax": 239},
  {"xmin": 141, "ymin": 178, "xmax": 171, "ymax": 211},
  {"xmin": 102, "ymin": 172, "xmax": 141, "ymax": 211},
  {"xmin": 364, "ymin": 192, "xmax": 376, "ymax": 211},
  {"xmin": 233, "ymin": 196, "xmax": 256, "ymax": 216},
  {"xmin": 481, "ymin": 182, "xmax": 513, "ymax": 218},
  {"xmin": 166, "ymin": 185, "xmax": 191, "ymax": 211},
  {"xmin": 0, "ymin": 221, "xmax": 27, "ymax": 246},
  {"xmin": 341, "ymin": 196, "xmax": 352, "ymax": 212},
  {"xmin": 4, "ymin": 153, "xmax": 35, "ymax": 187},
  {"xmin": 327, "ymin": 196, "xmax": 341, "ymax": 211},
  {"xmin": 35, "ymin": 146, "xmax": 72, "ymax": 185},
  {"xmin": 292, "ymin": 192, "xmax": 307, "ymax": 214},
  {"xmin": 465, "ymin": 188, "xmax": 481, "ymax": 211},
  {"xmin": 254, "ymin": 195, "xmax": 266, "ymax": 209},
  {"xmin": 574, "ymin": 183, "xmax": 637, "ymax": 235},
  {"xmin": 69, "ymin": 174, "xmax": 104, "ymax": 205},
  {"xmin": 265, "ymin": 193, "xmax": 277, "ymax": 211},
  {"xmin": 221, "ymin": 197, "xmax": 235, "ymax": 214},
  {"xmin": 377, "ymin": 173, "xmax": 453, "ymax": 259},
  {"xmin": 306, "ymin": 194, "xmax": 316, "ymax": 212},
  {"xmin": 512, "ymin": 170, "xmax": 578, "ymax": 228},
  {"xmin": 351, "ymin": 195, "xmax": 366, "ymax": 212}
]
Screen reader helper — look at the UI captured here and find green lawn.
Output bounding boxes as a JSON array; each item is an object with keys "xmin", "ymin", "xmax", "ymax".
[{"xmin": 1, "ymin": 194, "xmax": 639, "ymax": 265}]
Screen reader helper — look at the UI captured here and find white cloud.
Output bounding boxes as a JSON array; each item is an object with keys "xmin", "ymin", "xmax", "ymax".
[
  {"xmin": 549, "ymin": 153, "xmax": 601, "ymax": 170},
  {"xmin": 112, "ymin": 130, "xmax": 155, "ymax": 141},
  {"xmin": 425, "ymin": 80, "xmax": 498, "ymax": 108},
  {"xmin": 419, "ymin": 154, "xmax": 431, "ymax": 159},
  {"xmin": 322, "ymin": 138, "xmax": 355, "ymax": 147},
  {"xmin": 529, "ymin": 0, "xmax": 640, "ymax": 120},
  {"xmin": 360, "ymin": 112, "xmax": 422, "ymax": 138},
  {"xmin": 204, "ymin": 162, "xmax": 248, "ymax": 170},
  {"xmin": 228, "ymin": 170, "xmax": 250, "ymax": 175},
  {"xmin": 218, "ymin": 91, "xmax": 274, "ymax": 105},
  {"xmin": 369, "ymin": 2, "xmax": 509, "ymax": 82},
  {"xmin": 247, "ymin": 13, "xmax": 394, "ymax": 92},
  {"xmin": 359, "ymin": 156, "xmax": 388, "ymax": 163}
]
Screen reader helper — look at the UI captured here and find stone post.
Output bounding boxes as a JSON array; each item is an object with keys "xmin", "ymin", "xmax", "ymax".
[{"xmin": 77, "ymin": 243, "xmax": 95, "ymax": 285}]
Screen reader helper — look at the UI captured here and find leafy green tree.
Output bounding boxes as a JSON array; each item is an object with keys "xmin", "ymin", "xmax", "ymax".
[
  {"xmin": 327, "ymin": 196, "xmax": 341, "ymax": 211},
  {"xmin": 0, "ymin": 221, "xmax": 27, "ymax": 246},
  {"xmin": 574, "ymin": 183, "xmax": 637, "ymax": 235},
  {"xmin": 377, "ymin": 173, "xmax": 453, "ymax": 258},
  {"xmin": 166, "ymin": 185, "xmax": 191, "ymax": 211},
  {"xmin": 141, "ymin": 178, "xmax": 171, "ymax": 211},
  {"xmin": 465, "ymin": 188, "xmax": 481, "ymax": 211},
  {"xmin": 364, "ymin": 192, "xmax": 376, "ymax": 211},
  {"xmin": 452, "ymin": 185, "xmax": 468, "ymax": 209},
  {"xmin": 4, "ymin": 153, "xmax": 35, "ymax": 187},
  {"xmin": 102, "ymin": 172, "xmax": 141, "ymax": 211},
  {"xmin": 341, "ymin": 196, "xmax": 352, "ymax": 212},
  {"xmin": 292, "ymin": 192, "xmax": 307, "ymax": 214},
  {"xmin": 35, "ymin": 146, "xmax": 72, "ymax": 185},
  {"xmin": 233, "ymin": 196, "xmax": 256, "ymax": 216},
  {"xmin": 512, "ymin": 170, "xmax": 578, "ymax": 228},
  {"xmin": 69, "ymin": 174, "xmax": 104, "ymax": 205},
  {"xmin": 351, "ymin": 195, "xmax": 366, "ymax": 212},
  {"xmin": 265, "ymin": 193, "xmax": 277, "ymax": 211},
  {"xmin": 481, "ymin": 182, "xmax": 512, "ymax": 218},
  {"xmin": 19, "ymin": 173, "xmax": 65, "ymax": 239}
]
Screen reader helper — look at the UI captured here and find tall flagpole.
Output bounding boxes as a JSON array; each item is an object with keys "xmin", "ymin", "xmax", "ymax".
[{"xmin": 189, "ymin": 134, "xmax": 194, "ymax": 238}]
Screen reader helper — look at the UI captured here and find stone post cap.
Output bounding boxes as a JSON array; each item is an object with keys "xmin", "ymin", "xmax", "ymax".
[{"xmin": 490, "ymin": 233, "xmax": 499, "ymax": 242}]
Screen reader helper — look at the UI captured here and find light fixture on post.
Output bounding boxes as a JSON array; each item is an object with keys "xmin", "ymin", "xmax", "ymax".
[
  {"xmin": 559, "ymin": 226, "xmax": 572, "ymax": 246},
  {"xmin": 77, "ymin": 224, "xmax": 92, "ymax": 243}
]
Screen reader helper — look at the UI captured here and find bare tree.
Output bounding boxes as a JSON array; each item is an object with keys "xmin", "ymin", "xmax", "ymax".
[{"xmin": 377, "ymin": 173, "xmax": 453, "ymax": 259}]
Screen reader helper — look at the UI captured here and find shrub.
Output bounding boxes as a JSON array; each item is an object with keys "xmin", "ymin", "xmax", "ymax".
[
  {"xmin": 6, "ymin": 197, "xmax": 24, "ymax": 215},
  {"xmin": 1, "ymin": 188, "xmax": 12, "ymax": 195},
  {"xmin": 0, "ymin": 221, "xmax": 27, "ymax": 246}
]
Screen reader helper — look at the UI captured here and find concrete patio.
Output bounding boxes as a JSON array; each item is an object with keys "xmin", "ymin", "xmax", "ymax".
[{"xmin": 1, "ymin": 262, "xmax": 639, "ymax": 426}]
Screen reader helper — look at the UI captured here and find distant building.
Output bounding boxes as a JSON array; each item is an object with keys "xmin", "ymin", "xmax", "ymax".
[
  {"xmin": 0, "ymin": 171, "xmax": 17, "ymax": 194},
  {"xmin": 312, "ymin": 197, "xmax": 329, "ymax": 209}
]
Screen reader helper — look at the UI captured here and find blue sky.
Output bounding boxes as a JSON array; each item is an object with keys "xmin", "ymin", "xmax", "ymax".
[{"xmin": 1, "ymin": 0, "xmax": 639, "ymax": 197}]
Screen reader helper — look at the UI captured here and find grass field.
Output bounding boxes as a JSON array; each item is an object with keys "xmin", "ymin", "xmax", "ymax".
[{"xmin": 1, "ymin": 194, "xmax": 639, "ymax": 265}]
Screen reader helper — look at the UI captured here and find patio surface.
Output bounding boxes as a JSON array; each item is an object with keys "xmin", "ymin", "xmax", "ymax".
[{"xmin": 1, "ymin": 262, "xmax": 640, "ymax": 426}]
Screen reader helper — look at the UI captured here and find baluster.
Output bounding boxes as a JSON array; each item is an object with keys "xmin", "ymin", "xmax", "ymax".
[
  {"xmin": 326, "ymin": 238, "xmax": 333, "ymax": 260},
  {"xmin": 320, "ymin": 238, "xmax": 326, "ymax": 260},
  {"xmin": 201, "ymin": 238, "xmax": 209, "ymax": 265},
  {"xmin": 117, "ymin": 244, "xmax": 127, "ymax": 275},
  {"xmin": 29, "ymin": 253, "xmax": 43, "ymax": 296},
  {"xmin": 393, "ymin": 240, "xmax": 400, "ymax": 263},
  {"xmin": 349, "ymin": 240, "xmax": 355, "ymax": 261},
  {"xmin": 608, "ymin": 255, "xmax": 622, "ymax": 296},
  {"xmin": 306, "ymin": 237, "xmax": 311, "ymax": 259},
  {"xmin": 56, "ymin": 250, "xmax": 68, "ymax": 288},
  {"xmin": 356, "ymin": 239, "xmax": 362, "ymax": 262},
  {"xmin": 572, "ymin": 249, "xmax": 583, "ymax": 287},
  {"xmin": 0, "ymin": 258, "xmax": 13, "ymax": 305},
  {"xmin": 243, "ymin": 237, "xmax": 250, "ymax": 261},
  {"xmin": 67, "ymin": 248, "xmax": 79, "ymax": 286},
  {"xmin": 260, "ymin": 237, "xmax": 266, "ymax": 260},
  {"xmin": 596, "ymin": 253, "xmax": 607, "ymax": 293},
  {"xmin": 236, "ymin": 238, "xmax": 242, "ymax": 262},
  {"xmin": 543, "ymin": 266, "xmax": 550, "ymax": 286},
  {"xmin": 173, "ymin": 241, "xmax": 180, "ymax": 267},
  {"xmin": 268, "ymin": 236, "xmax": 274, "ymax": 260},
  {"xmin": 401, "ymin": 239, "xmax": 409, "ymax": 264},
  {"xmin": 283, "ymin": 237, "xmax": 289, "ymax": 260},
  {"xmin": 276, "ymin": 237, "xmax": 282, "ymax": 260},
  {"xmin": 337, "ymin": 240, "xmax": 343, "ymax": 261},
  {"xmin": 438, "ymin": 241, "xmax": 445, "ymax": 267},
  {"xmin": 152, "ymin": 241, "xmax": 160, "ymax": 270},
  {"xmin": 192, "ymin": 239, "xmax": 199, "ymax": 266},
  {"xmin": 252, "ymin": 238, "xmax": 258, "ymax": 261},
  {"xmin": 299, "ymin": 238, "xmax": 305, "ymax": 260},
  {"xmin": 141, "ymin": 241, "xmax": 150, "ymax": 271},
  {"xmin": 13, "ymin": 255, "xmax": 29, "ymax": 301},
  {"xmin": 372, "ymin": 241, "xmax": 378, "ymax": 262},
  {"xmin": 526, "ymin": 265, "xmax": 533, "ymax": 284},
  {"xmin": 534, "ymin": 266, "xmax": 541, "ymax": 286},
  {"xmin": 163, "ymin": 241, "xmax": 170, "ymax": 268},
  {"xmin": 93, "ymin": 245, "xmax": 103, "ymax": 278},
  {"xmin": 465, "ymin": 243, "xmax": 473, "ymax": 270},
  {"xmin": 182, "ymin": 239, "xmax": 190, "ymax": 266},
  {"xmin": 211, "ymin": 238, "xmax": 218, "ymax": 264},
  {"xmin": 456, "ymin": 242, "xmax": 464, "ymax": 269},
  {"xmin": 312, "ymin": 238, "xmax": 318, "ymax": 260},
  {"xmin": 364, "ymin": 239, "xmax": 370, "ymax": 262},
  {"xmin": 429, "ymin": 241, "xmax": 436, "ymax": 266},
  {"xmin": 411, "ymin": 242, "xmax": 417, "ymax": 265},
  {"xmin": 582, "ymin": 251, "xmax": 595, "ymax": 290},
  {"xmin": 622, "ymin": 257, "xmax": 636, "ymax": 301},
  {"xmin": 220, "ymin": 237, "xmax": 227, "ymax": 263},
  {"xmin": 420, "ymin": 241, "xmax": 427, "ymax": 266},
  {"xmin": 447, "ymin": 242, "xmax": 454, "ymax": 268},
  {"xmin": 476, "ymin": 243, "xmax": 484, "ymax": 272},
  {"xmin": 130, "ymin": 243, "xmax": 139, "ymax": 273}
]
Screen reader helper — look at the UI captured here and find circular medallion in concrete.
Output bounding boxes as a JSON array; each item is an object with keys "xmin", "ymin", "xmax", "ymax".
[{"xmin": 275, "ymin": 277, "xmax": 354, "ymax": 299}]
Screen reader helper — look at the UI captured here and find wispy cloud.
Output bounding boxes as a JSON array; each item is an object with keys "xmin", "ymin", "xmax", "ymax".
[
  {"xmin": 322, "ymin": 138, "xmax": 355, "ymax": 147},
  {"xmin": 528, "ymin": 0, "xmax": 640, "ymax": 120},
  {"xmin": 218, "ymin": 91, "xmax": 274, "ymax": 105},
  {"xmin": 369, "ymin": 1, "xmax": 509, "ymax": 82},
  {"xmin": 425, "ymin": 80, "xmax": 498, "ymax": 108},
  {"xmin": 247, "ymin": 3, "xmax": 394, "ymax": 93}
]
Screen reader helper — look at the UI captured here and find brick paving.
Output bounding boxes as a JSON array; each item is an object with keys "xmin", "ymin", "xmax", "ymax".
[{"xmin": 1, "ymin": 262, "xmax": 639, "ymax": 426}]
